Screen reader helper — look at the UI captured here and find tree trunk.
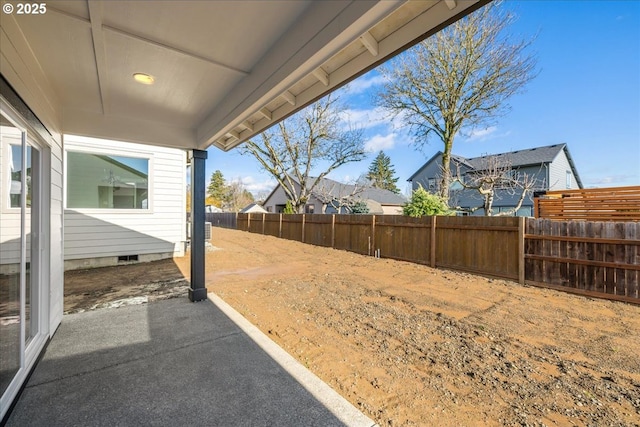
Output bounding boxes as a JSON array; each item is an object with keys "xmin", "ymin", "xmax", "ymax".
[
  {"xmin": 484, "ymin": 192, "xmax": 494, "ymax": 216},
  {"xmin": 440, "ymin": 136, "xmax": 453, "ymax": 203}
]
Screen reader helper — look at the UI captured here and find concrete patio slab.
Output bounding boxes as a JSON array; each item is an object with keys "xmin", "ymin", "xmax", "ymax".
[{"xmin": 5, "ymin": 296, "xmax": 376, "ymax": 427}]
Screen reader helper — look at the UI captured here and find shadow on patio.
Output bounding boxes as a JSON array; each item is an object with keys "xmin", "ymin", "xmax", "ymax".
[{"xmin": 5, "ymin": 296, "xmax": 375, "ymax": 426}]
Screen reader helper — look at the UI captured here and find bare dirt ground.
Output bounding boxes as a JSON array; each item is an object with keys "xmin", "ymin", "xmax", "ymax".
[{"xmin": 65, "ymin": 228, "xmax": 640, "ymax": 427}]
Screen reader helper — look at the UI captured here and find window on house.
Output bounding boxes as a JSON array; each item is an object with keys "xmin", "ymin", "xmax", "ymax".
[
  {"xmin": 428, "ymin": 178, "xmax": 436, "ymax": 191},
  {"xmin": 305, "ymin": 204, "xmax": 315, "ymax": 214},
  {"xmin": 66, "ymin": 151, "xmax": 149, "ymax": 209},
  {"xmin": 566, "ymin": 171, "xmax": 572, "ymax": 189}
]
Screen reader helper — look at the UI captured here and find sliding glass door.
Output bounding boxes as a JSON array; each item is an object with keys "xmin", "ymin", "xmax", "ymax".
[{"xmin": 0, "ymin": 109, "xmax": 42, "ymax": 407}]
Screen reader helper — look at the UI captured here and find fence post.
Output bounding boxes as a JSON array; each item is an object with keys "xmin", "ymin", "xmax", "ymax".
[
  {"xmin": 234, "ymin": 212, "xmax": 238, "ymax": 230},
  {"xmin": 430, "ymin": 216, "xmax": 437, "ymax": 268},
  {"xmin": 518, "ymin": 216, "xmax": 525, "ymax": 284},
  {"xmin": 247, "ymin": 213, "xmax": 251, "ymax": 232},
  {"xmin": 371, "ymin": 215, "xmax": 376, "ymax": 256},
  {"xmin": 262, "ymin": 213, "xmax": 265, "ymax": 235},
  {"xmin": 331, "ymin": 214, "xmax": 335, "ymax": 248},
  {"xmin": 301, "ymin": 214, "xmax": 305, "ymax": 243},
  {"xmin": 279, "ymin": 214, "xmax": 282, "ymax": 238}
]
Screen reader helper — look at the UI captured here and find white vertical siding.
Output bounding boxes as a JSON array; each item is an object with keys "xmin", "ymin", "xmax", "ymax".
[
  {"xmin": 63, "ymin": 136, "xmax": 186, "ymax": 261},
  {"xmin": 49, "ymin": 132, "xmax": 64, "ymax": 332}
]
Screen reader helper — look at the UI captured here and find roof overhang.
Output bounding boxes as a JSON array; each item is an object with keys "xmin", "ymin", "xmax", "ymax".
[{"xmin": 0, "ymin": 0, "xmax": 486, "ymax": 151}]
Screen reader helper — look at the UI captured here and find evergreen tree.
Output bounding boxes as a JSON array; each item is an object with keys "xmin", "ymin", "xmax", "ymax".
[
  {"xmin": 366, "ymin": 151, "xmax": 400, "ymax": 194},
  {"xmin": 349, "ymin": 200, "xmax": 370, "ymax": 214},
  {"xmin": 207, "ymin": 170, "xmax": 226, "ymax": 207}
]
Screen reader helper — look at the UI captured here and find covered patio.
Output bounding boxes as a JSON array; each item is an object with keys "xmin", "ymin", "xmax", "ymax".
[
  {"xmin": 1, "ymin": 0, "xmax": 484, "ymax": 422},
  {"xmin": 6, "ymin": 296, "xmax": 375, "ymax": 426}
]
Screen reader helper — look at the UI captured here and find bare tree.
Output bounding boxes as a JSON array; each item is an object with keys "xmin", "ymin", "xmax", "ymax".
[
  {"xmin": 450, "ymin": 155, "xmax": 539, "ymax": 216},
  {"xmin": 223, "ymin": 179, "xmax": 254, "ymax": 212},
  {"xmin": 240, "ymin": 95, "xmax": 365, "ymax": 213},
  {"xmin": 376, "ymin": 1, "xmax": 537, "ymax": 203}
]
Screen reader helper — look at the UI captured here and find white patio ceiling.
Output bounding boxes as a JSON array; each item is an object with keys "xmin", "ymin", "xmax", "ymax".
[{"xmin": 0, "ymin": 0, "xmax": 484, "ymax": 151}]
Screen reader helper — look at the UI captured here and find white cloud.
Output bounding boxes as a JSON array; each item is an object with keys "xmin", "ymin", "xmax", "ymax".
[
  {"xmin": 340, "ymin": 107, "xmax": 389, "ymax": 129},
  {"xmin": 584, "ymin": 174, "xmax": 637, "ymax": 187},
  {"xmin": 364, "ymin": 133, "xmax": 398, "ymax": 152},
  {"xmin": 460, "ymin": 126, "xmax": 513, "ymax": 143},
  {"xmin": 465, "ymin": 126, "xmax": 498, "ymax": 142},
  {"xmin": 231, "ymin": 175, "xmax": 277, "ymax": 196},
  {"xmin": 341, "ymin": 74, "xmax": 386, "ymax": 95}
]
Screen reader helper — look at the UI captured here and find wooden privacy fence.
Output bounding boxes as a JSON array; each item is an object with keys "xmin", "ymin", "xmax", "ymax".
[
  {"xmin": 525, "ymin": 219, "xmax": 639, "ymax": 302},
  {"xmin": 534, "ymin": 185, "xmax": 640, "ymax": 221},
  {"xmin": 232, "ymin": 213, "xmax": 525, "ymax": 283},
  {"xmin": 205, "ymin": 212, "xmax": 237, "ymax": 229},
  {"xmin": 208, "ymin": 213, "xmax": 640, "ymax": 304}
]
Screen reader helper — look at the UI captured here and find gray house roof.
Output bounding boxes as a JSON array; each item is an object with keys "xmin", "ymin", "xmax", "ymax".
[
  {"xmin": 313, "ymin": 177, "xmax": 406, "ymax": 205},
  {"xmin": 264, "ymin": 176, "xmax": 406, "ymax": 207},
  {"xmin": 408, "ymin": 144, "xmax": 583, "ymax": 188}
]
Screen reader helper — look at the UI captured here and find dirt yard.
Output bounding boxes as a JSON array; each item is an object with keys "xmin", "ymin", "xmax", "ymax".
[{"xmin": 65, "ymin": 228, "xmax": 640, "ymax": 427}]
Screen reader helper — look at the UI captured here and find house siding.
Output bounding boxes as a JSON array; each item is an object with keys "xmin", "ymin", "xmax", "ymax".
[
  {"xmin": 50, "ymin": 133, "xmax": 64, "ymax": 331},
  {"xmin": 548, "ymin": 150, "xmax": 579, "ymax": 190},
  {"xmin": 63, "ymin": 136, "xmax": 186, "ymax": 268},
  {"xmin": 381, "ymin": 205, "xmax": 403, "ymax": 215},
  {"xmin": 410, "ymin": 158, "xmax": 447, "ymax": 192},
  {"xmin": 263, "ymin": 181, "xmax": 303, "ymax": 212}
]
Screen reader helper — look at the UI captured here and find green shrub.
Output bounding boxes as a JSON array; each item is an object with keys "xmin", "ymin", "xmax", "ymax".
[
  {"xmin": 283, "ymin": 200, "xmax": 296, "ymax": 214},
  {"xmin": 403, "ymin": 187, "xmax": 451, "ymax": 217}
]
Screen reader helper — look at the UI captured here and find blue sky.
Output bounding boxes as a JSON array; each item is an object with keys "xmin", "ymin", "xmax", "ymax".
[{"xmin": 206, "ymin": 0, "xmax": 640, "ymax": 197}]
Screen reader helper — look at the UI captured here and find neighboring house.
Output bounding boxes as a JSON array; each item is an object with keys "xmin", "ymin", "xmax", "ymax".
[
  {"xmin": 262, "ymin": 177, "xmax": 406, "ymax": 215},
  {"xmin": 407, "ymin": 144, "xmax": 583, "ymax": 216},
  {"xmin": 240, "ymin": 203, "xmax": 268, "ymax": 214},
  {"xmin": 63, "ymin": 135, "xmax": 187, "ymax": 270}
]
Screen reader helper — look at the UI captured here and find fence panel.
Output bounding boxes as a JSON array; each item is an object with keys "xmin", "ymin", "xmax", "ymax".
[
  {"xmin": 264, "ymin": 214, "xmax": 281, "ymax": 238},
  {"xmin": 374, "ymin": 215, "xmax": 432, "ymax": 265},
  {"xmin": 435, "ymin": 216, "xmax": 520, "ymax": 280},
  {"xmin": 626, "ymin": 223, "xmax": 639, "ymax": 298},
  {"xmin": 525, "ymin": 219, "xmax": 640, "ymax": 301},
  {"xmin": 334, "ymin": 215, "xmax": 373, "ymax": 255},
  {"xmin": 205, "ymin": 212, "xmax": 237, "ymax": 229},
  {"xmin": 304, "ymin": 214, "xmax": 334, "ymax": 247},
  {"xmin": 535, "ymin": 185, "xmax": 640, "ymax": 221},
  {"xmin": 281, "ymin": 214, "xmax": 304, "ymax": 242},
  {"xmin": 237, "ymin": 213, "xmax": 249, "ymax": 231},
  {"xmin": 248, "ymin": 213, "xmax": 265, "ymax": 234}
]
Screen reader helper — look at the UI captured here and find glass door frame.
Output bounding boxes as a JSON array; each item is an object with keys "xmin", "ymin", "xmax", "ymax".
[{"xmin": 0, "ymin": 96, "xmax": 50, "ymax": 419}]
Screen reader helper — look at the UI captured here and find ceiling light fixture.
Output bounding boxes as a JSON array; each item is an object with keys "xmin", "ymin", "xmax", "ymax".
[{"xmin": 133, "ymin": 73, "xmax": 155, "ymax": 85}]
